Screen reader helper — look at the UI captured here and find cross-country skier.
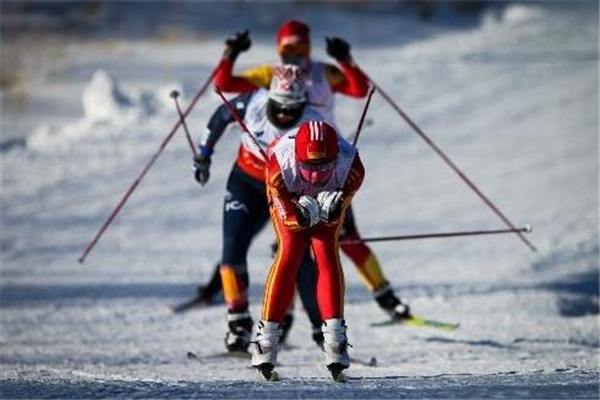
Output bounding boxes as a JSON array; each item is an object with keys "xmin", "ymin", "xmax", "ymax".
[
  {"xmin": 214, "ymin": 20, "xmax": 369, "ymax": 125},
  {"xmin": 192, "ymin": 65, "xmax": 325, "ymax": 353},
  {"xmin": 192, "ymin": 20, "xmax": 411, "ymax": 326},
  {"xmin": 252, "ymin": 120, "xmax": 363, "ymax": 381}
]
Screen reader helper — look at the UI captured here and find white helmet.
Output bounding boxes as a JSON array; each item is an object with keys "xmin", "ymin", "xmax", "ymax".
[{"xmin": 268, "ymin": 64, "xmax": 307, "ymax": 106}]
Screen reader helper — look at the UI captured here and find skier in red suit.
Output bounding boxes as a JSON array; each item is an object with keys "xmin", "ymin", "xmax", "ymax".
[{"xmin": 251, "ymin": 120, "xmax": 364, "ymax": 379}]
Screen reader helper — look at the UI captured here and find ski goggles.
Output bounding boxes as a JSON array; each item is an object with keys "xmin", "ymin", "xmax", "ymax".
[
  {"xmin": 298, "ymin": 160, "xmax": 335, "ymax": 185},
  {"xmin": 279, "ymin": 41, "xmax": 310, "ymax": 58},
  {"xmin": 268, "ymin": 99, "xmax": 305, "ymax": 115},
  {"xmin": 298, "ymin": 160, "xmax": 335, "ymax": 172},
  {"xmin": 281, "ymin": 56, "xmax": 309, "ymax": 69},
  {"xmin": 267, "ymin": 99, "xmax": 305, "ymax": 128}
]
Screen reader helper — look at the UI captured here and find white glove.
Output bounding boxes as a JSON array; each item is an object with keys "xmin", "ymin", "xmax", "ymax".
[
  {"xmin": 316, "ymin": 191, "xmax": 343, "ymax": 222},
  {"xmin": 296, "ymin": 195, "xmax": 320, "ymax": 227}
]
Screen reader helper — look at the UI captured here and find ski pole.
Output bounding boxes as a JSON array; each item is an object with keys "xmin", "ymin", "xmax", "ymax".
[
  {"xmin": 170, "ymin": 90, "xmax": 198, "ymax": 158},
  {"xmin": 352, "ymin": 86, "xmax": 376, "ymax": 147},
  {"xmin": 367, "ymin": 77, "xmax": 537, "ymax": 252},
  {"xmin": 340, "ymin": 225, "xmax": 532, "ymax": 244},
  {"xmin": 78, "ymin": 66, "xmax": 218, "ymax": 263},
  {"xmin": 214, "ymin": 86, "xmax": 268, "ymax": 161}
]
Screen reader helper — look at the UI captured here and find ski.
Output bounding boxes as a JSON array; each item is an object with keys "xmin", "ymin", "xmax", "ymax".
[
  {"xmin": 350, "ymin": 356, "xmax": 377, "ymax": 367},
  {"xmin": 186, "ymin": 350, "xmax": 251, "ymax": 361},
  {"xmin": 168, "ymin": 295, "xmax": 220, "ymax": 313},
  {"xmin": 332, "ymin": 371, "xmax": 346, "ymax": 383},
  {"xmin": 371, "ymin": 315, "xmax": 460, "ymax": 331},
  {"xmin": 262, "ymin": 370, "xmax": 280, "ymax": 381}
]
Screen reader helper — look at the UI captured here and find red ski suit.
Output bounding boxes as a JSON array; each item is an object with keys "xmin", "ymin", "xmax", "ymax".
[
  {"xmin": 214, "ymin": 59, "xmax": 369, "ymax": 98},
  {"xmin": 262, "ymin": 146, "xmax": 365, "ymax": 322}
]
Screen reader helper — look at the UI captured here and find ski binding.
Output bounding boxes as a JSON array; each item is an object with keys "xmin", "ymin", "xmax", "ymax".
[
  {"xmin": 328, "ymin": 363, "xmax": 347, "ymax": 382},
  {"xmin": 257, "ymin": 363, "xmax": 279, "ymax": 381}
]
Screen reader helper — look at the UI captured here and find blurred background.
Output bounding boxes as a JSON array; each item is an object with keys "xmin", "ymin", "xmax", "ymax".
[
  {"xmin": 2, "ymin": 0, "xmax": 512, "ymax": 144},
  {"xmin": 1, "ymin": 1, "xmax": 598, "ymax": 398}
]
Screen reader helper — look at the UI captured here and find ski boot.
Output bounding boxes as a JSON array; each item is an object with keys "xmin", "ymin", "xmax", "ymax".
[
  {"xmin": 224, "ymin": 312, "xmax": 253, "ymax": 353},
  {"xmin": 251, "ymin": 320, "xmax": 282, "ymax": 381},
  {"xmin": 322, "ymin": 318, "xmax": 350, "ymax": 382},
  {"xmin": 374, "ymin": 284, "xmax": 412, "ymax": 321}
]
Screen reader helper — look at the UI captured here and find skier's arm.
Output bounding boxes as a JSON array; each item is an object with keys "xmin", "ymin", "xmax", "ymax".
[
  {"xmin": 321, "ymin": 155, "xmax": 365, "ymax": 226},
  {"xmin": 339, "ymin": 154, "xmax": 365, "ymax": 207},
  {"xmin": 266, "ymin": 157, "xmax": 308, "ymax": 231},
  {"xmin": 214, "ymin": 59, "xmax": 265, "ymax": 92},
  {"xmin": 192, "ymin": 93, "xmax": 252, "ymax": 186},
  {"xmin": 239, "ymin": 65, "xmax": 275, "ymax": 89},
  {"xmin": 213, "ymin": 30, "xmax": 258, "ymax": 93},
  {"xmin": 324, "ymin": 37, "xmax": 369, "ymax": 98},
  {"xmin": 324, "ymin": 63, "xmax": 370, "ymax": 98},
  {"xmin": 200, "ymin": 93, "xmax": 253, "ymax": 150},
  {"xmin": 342, "ymin": 155, "xmax": 365, "ymax": 198}
]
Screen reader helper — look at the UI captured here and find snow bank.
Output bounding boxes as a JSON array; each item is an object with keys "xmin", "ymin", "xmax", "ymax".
[
  {"xmin": 26, "ymin": 70, "xmax": 181, "ymax": 153},
  {"xmin": 82, "ymin": 70, "xmax": 134, "ymax": 122},
  {"xmin": 479, "ymin": 3, "xmax": 544, "ymax": 32},
  {"xmin": 501, "ymin": 4, "xmax": 543, "ymax": 25}
]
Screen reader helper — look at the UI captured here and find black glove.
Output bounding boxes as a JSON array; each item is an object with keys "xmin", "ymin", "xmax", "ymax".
[
  {"xmin": 326, "ymin": 37, "xmax": 351, "ymax": 62},
  {"xmin": 193, "ymin": 146, "xmax": 213, "ymax": 186},
  {"xmin": 223, "ymin": 30, "xmax": 251, "ymax": 61}
]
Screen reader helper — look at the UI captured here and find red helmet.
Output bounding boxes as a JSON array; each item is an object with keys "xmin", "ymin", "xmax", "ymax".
[
  {"xmin": 277, "ymin": 20, "xmax": 311, "ymax": 58},
  {"xmin": 295, "ymin": 121, "xmax": 339, "ymax": 164}
]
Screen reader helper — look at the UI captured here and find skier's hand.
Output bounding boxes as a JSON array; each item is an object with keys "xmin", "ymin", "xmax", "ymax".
[
  {"xmin": 193, "ymin": 146, "xmax": 213, "ymax": 186},
  {"xmin": 296, "ymin": 195, "xmax": 320, "ymax": 227},
  {"xmin": 326, "ymin": 37, "xmax": 351, "ymax": 62},
  {"xmin": 223, "ymin": 30, "xmax": 251, "ymax": 61},
  {"xmin": 316, "ymin": 191, "xmax": 343, "ymax": 222}
]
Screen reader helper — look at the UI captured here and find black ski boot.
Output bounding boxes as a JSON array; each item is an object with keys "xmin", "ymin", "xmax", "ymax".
[
  {"xmin": 224, "ymin": 312, "xmax": 253, "ymax": 353},
  {"xmin": 374, "ymin": 284, "xmax": 411, "ymax": 321}
]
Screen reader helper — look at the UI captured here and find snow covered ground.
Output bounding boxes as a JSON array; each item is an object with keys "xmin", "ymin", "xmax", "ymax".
[{"xmin": 1, "ymin": 1, "xmax": 598, "ymax": 398}]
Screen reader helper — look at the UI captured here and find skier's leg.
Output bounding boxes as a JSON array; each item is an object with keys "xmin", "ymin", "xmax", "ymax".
[
  {"xmin": 296, "ymin": 249, "xmax": 323, "ymax": 347},
  {"xmin": 311, "ymin": 223, "xmax": 350, "ymax": 371},
  {"xmin": 252, "ymin": 211, "xmax": 308, "ymax": 369},
  {"xmin": 268, "ymin": 240, "xmax": 300, "ymax": 347},
  {"xmin": 219, "ymin": 167, "xmax": 268, "ymax": 352},
  {"xmin": 311, "ymin": 224, "xmax": 345, "ymax": 321},
  {"xmin": 279, "ymin": 300, "xmax": 295, "ymax": 346},
  {"xmin": 339, "ymin": 205, "xmax": 411, "ymax": 319},
  {"xmin": 194, "ymin": 177, "xmax": 269, "ymax": 305},
  {"xmin": 260, "ymin": 216, "xmax": 309, "ymax": 322},
  {"xmin": 195, "ymin": 262, "xmax": 222, "ymax": 303}
]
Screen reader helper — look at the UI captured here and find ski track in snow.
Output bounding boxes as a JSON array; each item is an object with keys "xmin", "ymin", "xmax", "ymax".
[{"xmin": 1, "ymin": 2, "xmax": 598, "ymax": 398}]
